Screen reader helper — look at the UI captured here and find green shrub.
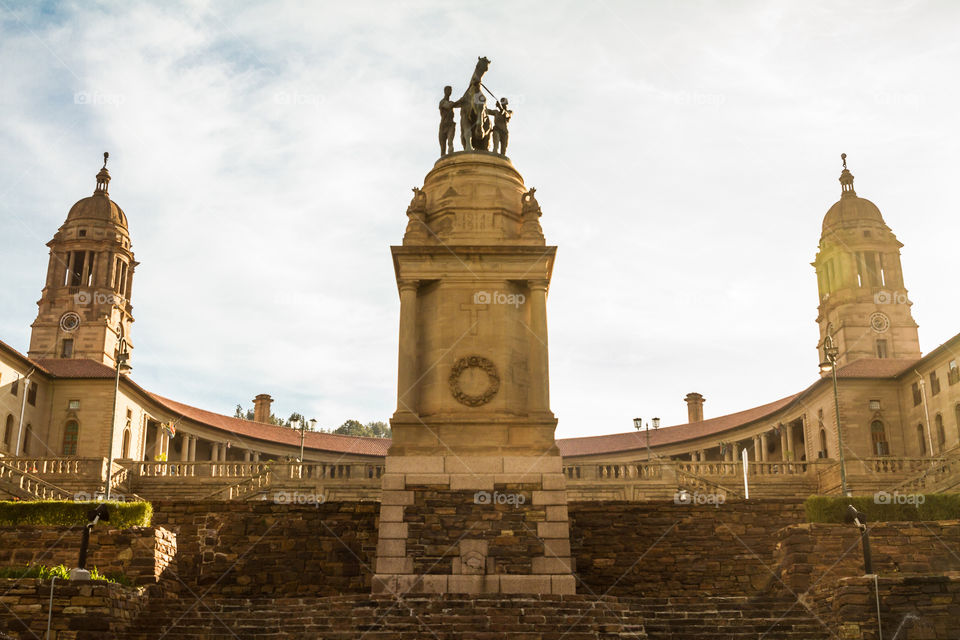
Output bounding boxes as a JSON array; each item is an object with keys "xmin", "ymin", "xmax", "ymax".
[
  {"xmin": 0, "ymin": 564, "xmax": 127, "ymax": 584},
  {"xmin": 0, "ymin": 500, "xmax": 152, "ymax": 528},
  {"xmin": 805, "ymin": 494, "xmax": 960, "ymax": 523}
]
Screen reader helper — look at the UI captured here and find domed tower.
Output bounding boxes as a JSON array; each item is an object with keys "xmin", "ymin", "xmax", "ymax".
[
  {"xmin": 28, "ymin": 153, "xmax": 137, "ymax": 367},
  {"xmin": 813, "ymin": 154, "xmax": 920, "ymax": 367}
]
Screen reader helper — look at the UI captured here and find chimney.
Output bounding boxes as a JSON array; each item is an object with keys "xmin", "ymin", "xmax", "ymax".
[
  {"xmin": 253, "ymin": 394, "xmax": 273, "ymax": 424},
  {"xmin": 684, "ymin": 392, "xmax": 705, "ymax": 423}
]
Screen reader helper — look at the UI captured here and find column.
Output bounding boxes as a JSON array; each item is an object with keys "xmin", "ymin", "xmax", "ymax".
[
  {"xmin": 179, "ymin": 435, "xmax": 189, "ymax": 461},
  {"xmin": 253, "ymin": 452, "xmax": 260, "ymax": 462},
  {"xmin": 396, "ymin": 280, "xmax": 419, "ymax": 414},
  {"xmin": 211, "ymin": 443, "xmax": 220, "ymax": 461},
  {"xmin": 189, "ymin": 436, "xmax": 197, "ymax": 462},
  {"xmin": 760, "ymin": 433, "xmax": 769, "ymax": 463},
  {"xmin": 244, "ymin": 450, "xmax": 251, "ymax": 462},
  {"xmin": 154, "ymin": 427, "xmax": 164, "ymax": 461},
  {"xmin": 786, "ymin": 425, "xmax": 795, "ymax": 463},
  {"xmin": 734, "ymin": 442, "xmax": 741, "ymax": 461},
  {"xmin": 528, "ymin": 280, "xmax": 551, "ymax": 413}
]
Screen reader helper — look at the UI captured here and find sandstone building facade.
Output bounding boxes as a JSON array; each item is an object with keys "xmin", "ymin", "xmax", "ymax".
[{"xmin": 0, "ymin": 153, "xmax": 958, "ymax": 503}]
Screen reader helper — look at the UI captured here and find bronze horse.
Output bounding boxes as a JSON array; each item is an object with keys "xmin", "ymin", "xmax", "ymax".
[{"xmin": 457, "ymin": 57, "xmax": 492, "ymax": 152}]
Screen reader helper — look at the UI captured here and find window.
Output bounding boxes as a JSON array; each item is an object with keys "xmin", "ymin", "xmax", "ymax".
[
  {"xmin": 121, "ymin": 428, "xmax": 131, "ymax": 459},
  {"xmin": 3, "ymin": 415, "xmax": 12, "ymax": 448},
  {"xmin": 819, "ymin": 428, "xmax": 828, "ymax": 458},
  {"xmin": 912, "ymin": 382, "xmax": 922, "ymax": 406},
  {"xmin": 22, "ymin": 424, "xmax": 31, "ymax": 455},
  {"xmin": 27, "ymin": 383, "xmax": 36, "ymax": 407},
  {"xmin": 10, "ymin": 378, "xmax": 18, "ymax": 396},
  {"xmin": 818, "ymin": 408, "xmax": 824, "ymax": 425},
  {"xmin": 936, "ymin": 414, "xmax": 945, "ymax": 448},
  {"xmin": 68, "ymin": 399, "xmax": 80, "ymax": 410},
  {"xmin": 62, "ymin": 420, "xmax": 79, "ymax": 456},
  {"xmin": 949, "ymin": 360, "xmax": 960, "ymax": 385},
  {"xmin": 930, "ymin": 372, "xmax": 941, "ymax": 396},
  {"xmin": 61, "ymin": 339, "xmax": 74, "ymax": 358},
  {"xmin": 918, "ymin": 423, "xmax": 927, "ymax": 456},
  {"xmin": 876, "ymin": 340, "xmax": 888, "ymax": 359},
  {"xmin": 869, "ymin": 400, "xmax": 881, "ymax": 411},
  {"xmin": 78, "ymin": 229, "xmax": 87, "ymax": 237},
  {"xmin": 871, "ymin": 420, "xmax": 890, "ymax": 456}
]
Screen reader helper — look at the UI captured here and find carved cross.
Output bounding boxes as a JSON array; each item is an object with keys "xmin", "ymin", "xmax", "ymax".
[{"xmin": 460, "ymin": 302, "xmax": 489, "ymax": 335}]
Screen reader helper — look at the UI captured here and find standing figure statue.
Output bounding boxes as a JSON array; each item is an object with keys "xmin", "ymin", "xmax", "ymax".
[
  {"xmin": 487, "ymin": 97, "xmax": 512, "ymax": 155},
  {"xmin": 457, "ymin": 56, "xmax": 492, "ymax": 152},
  {"xmin": 438, "ymin": 86, "xmax": 457, "ymax": 157}
]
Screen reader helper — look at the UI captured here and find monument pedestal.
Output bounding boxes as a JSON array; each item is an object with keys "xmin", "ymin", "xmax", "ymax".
[{"xmin": 372, "ymin": 454, "xmax": 574, "ymax": 595}]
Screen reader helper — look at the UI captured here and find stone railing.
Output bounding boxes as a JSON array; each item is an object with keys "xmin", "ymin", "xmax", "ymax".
[{"xmin": 0, "ymin": 456, "xmax": 106, "ymax": 481}]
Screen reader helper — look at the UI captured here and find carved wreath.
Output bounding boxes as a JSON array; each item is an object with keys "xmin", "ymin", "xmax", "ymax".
[{"xmin": 449, "ymin": 356, "xmax": 500, "ymax": 407}]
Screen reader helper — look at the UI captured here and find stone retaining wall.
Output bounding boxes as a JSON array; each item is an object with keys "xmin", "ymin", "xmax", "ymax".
[
  {"xmin": 568, "ymin": 498, "xmax": 807, "ymax": 597},
  {"xmin": 0, "ymin": 526, "xmax": 176, "ymax": 590},
  {"xmin": 0, "ymin": 579, "xmax": 142, "ymax": 639}
]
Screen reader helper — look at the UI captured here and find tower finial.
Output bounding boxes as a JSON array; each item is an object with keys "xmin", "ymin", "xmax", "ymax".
[
  {"xmin": 838, "ymin": 152, "xmax": 855, "ymax": 197},
  {"xmin": 95, "ymin": 151, "xmax": 111, "ymax": 196},
  {"xmin": 841, "ymin": 152, "xmax": 847, "ymax": 170}
]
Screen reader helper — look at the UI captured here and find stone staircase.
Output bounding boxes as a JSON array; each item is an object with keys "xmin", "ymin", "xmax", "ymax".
[
  {"xmin": 116, "ymin": 594, "xmax": 649, "ymax": 639},
  {"xmin": 0, "ymin": 459, "xmax": 74, "ymax": 500},
  {"xmin": 634, "ymin": 596, "xmax": 832, "ymax": 639},
  {"xmin": 111, "ymin": 592, "xmax": 835, "ymax": 639}
]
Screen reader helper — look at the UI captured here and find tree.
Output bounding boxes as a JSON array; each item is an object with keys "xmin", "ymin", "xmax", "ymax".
[{"xmin": 333, "ymin": 420, "xmax": 391, "ymax": 438}]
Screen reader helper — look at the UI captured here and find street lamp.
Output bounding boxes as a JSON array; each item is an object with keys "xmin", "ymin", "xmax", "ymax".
[
  {"xmin": 105, "ymin": 336, "xmax": 131, "ymax": 501},
  {"xmin": 297, "ymin": 417, "xmax": 317, "ymax": 463},
  {"xmin": 634, "ymin": 417, "xmax": 661, "ymax": 461},
  {"xmin": 819, "ymin": 335, "xmax": 848, "ymax": 496}
]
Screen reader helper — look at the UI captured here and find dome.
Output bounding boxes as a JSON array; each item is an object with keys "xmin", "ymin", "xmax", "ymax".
[
  {"xmin": 821, "ymin": 194, "xmax": 885, "ymax": 233},
  {"xmin": 65, "ymin": 193, "xmax": 128, "ymax": 229}
]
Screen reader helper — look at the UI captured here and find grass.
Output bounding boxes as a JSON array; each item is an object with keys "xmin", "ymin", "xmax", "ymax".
[
  {"xmin": 0, "ymin": 500, "xmax": 152, "ymax": 528},
  {"xmin": 805, "ymin": 493, "xmax": 960, "ymax": 523}
]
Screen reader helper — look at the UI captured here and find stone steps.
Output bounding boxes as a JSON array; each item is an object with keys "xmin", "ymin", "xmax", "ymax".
[
  {"xmin": 113, "ymin": 593, "xmax": 833, "ymax": 640},
  {"xmin": 117, "ymin": 594, "xmax": 649, "ymax": 639}
]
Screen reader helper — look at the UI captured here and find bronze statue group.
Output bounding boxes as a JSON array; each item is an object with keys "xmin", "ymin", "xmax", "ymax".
[{"xmin": 439, "ymin": 57, "xmax": 512, "ymax": 157}]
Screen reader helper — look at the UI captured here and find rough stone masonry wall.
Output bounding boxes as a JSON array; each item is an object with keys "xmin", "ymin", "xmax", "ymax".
[
  {"xmin": 0, "ymin": 526, "xmax": 176, "ymax": 590},
  {"xmin": 0, "ymin": 579, "xmax": 143, "ymax": 639},
  {"xmin": 774, "ymin": 520, "xmax": 960, "ymax": 595},
  {"xmin": 826, "ymin": 574, "xmax": 960, "ymax": 640},
  {"xmin": 568, "ymin": 499, "xmax": 807, "ymax": 597},
  {"xmin": 150, "ymin": 500, "xmax": 379, "ymax": 596}
]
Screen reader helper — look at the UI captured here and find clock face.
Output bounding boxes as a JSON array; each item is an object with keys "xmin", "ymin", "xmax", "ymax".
[
  {"xmin": 59, "ymin": 312, "xmax": 81, "ymax": 332},
  {"xmin": 870, "ymin": 312, "xmax": 891, "ymax": 334}
]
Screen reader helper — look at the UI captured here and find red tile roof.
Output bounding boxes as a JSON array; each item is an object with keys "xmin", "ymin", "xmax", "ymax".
[
  {"xmin": 148, "ymin": 393, "xmax": 391, "ymax": 457},
  {"xmin": 834, "ymin": 358, "xmax": 919, "ymax": 378},
  {"xmin": 556, "ymin": 393, "xmax": 800, "ymax": 457},
  {"xmin": 33, "ymin": 358, "xmax": 116, "ymax": 378}
]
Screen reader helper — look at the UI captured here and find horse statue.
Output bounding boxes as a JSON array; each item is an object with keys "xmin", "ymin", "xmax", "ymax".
[{"xmin": 457, "ymin": 57, "xmax": 492, "ymax": 152}]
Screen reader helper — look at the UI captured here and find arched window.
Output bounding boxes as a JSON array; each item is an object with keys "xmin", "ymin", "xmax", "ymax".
[
  {"xmin": 935, "ymin": 413, "xmax": 945, "ymax": 449},
  {"xmin": 62, "ymin": 420, "xmax": 79, "ymax": 456},
  {"xmin": 3, "ymin": 414, "xmax": 12, "ymax": 449},
  {"xmin": 121, "ymin": 428, "xmax": 131, "ymax": 459},
  {"xmin": 22, "ymin": 424, "xmax": 32, "ymax": 455},
  {"xmin": 819, "ymin": 428, "xmax": 828, "ymax": 458},
  {"xmin": 870, "ymin": 420, "xmax": 890, "ymax": 456},
  {"xmin": 917, "ymin": 423, "xmax": 927, "ymax": 456}
]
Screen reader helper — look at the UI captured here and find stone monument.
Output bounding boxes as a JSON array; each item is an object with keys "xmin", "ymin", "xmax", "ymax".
[{"xmin": 373, "ymin": 58, "xmax": 571, "ymax": 596}]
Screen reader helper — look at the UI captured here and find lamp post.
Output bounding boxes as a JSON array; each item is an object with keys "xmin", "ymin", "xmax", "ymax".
[
  {"xmin": 105, "ymin": 337, "xmax": 131, "ymax": 501},
  {"xmin": 634, "ymin": 417, "xmax": 661, "ymax": 461},
  {"xmin": 297, "ymin": 417, "xmax": 317, "ymax": 463},
  {"xmin": 819, "ymin": 335, "xmax": 848, "ymax": 496}
]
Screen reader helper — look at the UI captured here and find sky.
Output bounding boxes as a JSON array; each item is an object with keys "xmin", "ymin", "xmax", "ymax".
[{"xmin": 1, "ymin": 1, "xmax": 957, "ymax": 439}]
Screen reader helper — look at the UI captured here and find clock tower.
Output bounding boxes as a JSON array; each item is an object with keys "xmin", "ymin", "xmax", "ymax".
[
  {"xmin": 813, "ymin": 155, "xmax": 921, "ymax": 367},
  {"xmin": 28, "ymin": 153, "xmax": 136, "ymax": 367}
]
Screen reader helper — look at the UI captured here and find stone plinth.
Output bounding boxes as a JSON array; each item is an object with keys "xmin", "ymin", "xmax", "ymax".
[{"xmin": 372, "ymin": 455, "xmax": 574, "ymax": 595}]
